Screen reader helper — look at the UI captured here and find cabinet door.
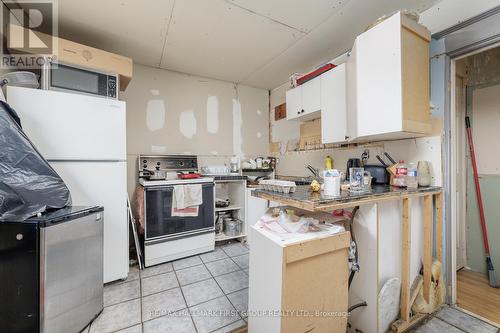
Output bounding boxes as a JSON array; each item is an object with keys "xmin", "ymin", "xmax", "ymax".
[
  {"xmin": 321, "ymin": 64, "xmax": 347, "ymax": 144},
  {"xmin": 352, "ymin": 13, "xmax": 402, "ymax": 138},
  {"xmin": 286, "ymin": 86, "xmax": 302, "ymax": 120},
  {"xmin": 301, "ymin": 77, "xmax": 321, "ymax": 116}
]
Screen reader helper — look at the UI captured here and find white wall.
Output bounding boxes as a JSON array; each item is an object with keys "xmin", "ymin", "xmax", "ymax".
[
  {"xmin": 419, "ymin": 0, "xmax": 500, "ymax": 34},
  {"xmin": 121, "ymin": 64, "xmax": 269, "ymax": 196}
]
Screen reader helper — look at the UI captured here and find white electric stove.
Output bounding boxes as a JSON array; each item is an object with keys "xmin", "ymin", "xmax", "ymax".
[{"xmin": 138, "ymin": 155, "xmax": 215, "ymax": 267}]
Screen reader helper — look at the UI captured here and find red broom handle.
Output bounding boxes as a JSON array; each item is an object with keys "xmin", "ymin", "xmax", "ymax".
[{"xmin": 466, "ymin": 116, "xmax": 490, "ymax": 255}]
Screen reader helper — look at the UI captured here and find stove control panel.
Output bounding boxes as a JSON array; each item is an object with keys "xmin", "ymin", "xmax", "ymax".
[{"xmin": 138, "ymin": 155, "xmax": 198, "ymax": 173}]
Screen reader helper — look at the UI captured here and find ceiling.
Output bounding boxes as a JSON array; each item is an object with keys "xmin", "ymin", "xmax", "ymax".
[{"xmin": 6, "ymin": 0, "xmax": 441, "ymax": 89}]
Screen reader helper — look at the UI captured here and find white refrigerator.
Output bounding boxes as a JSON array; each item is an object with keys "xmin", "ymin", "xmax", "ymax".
[{"xmin": 7, "ymin": 86, "xmax": 128, "ymax": 283}]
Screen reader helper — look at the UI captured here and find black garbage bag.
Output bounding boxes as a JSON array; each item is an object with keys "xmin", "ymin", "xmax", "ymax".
[{"xmin": 0, "ymin": 100, "xmax": 71, "ymax": 221}]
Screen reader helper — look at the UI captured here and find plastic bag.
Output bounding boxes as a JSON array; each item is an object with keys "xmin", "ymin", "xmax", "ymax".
[{"xmin": 0, "ymin": 100, "xmax": 71, "ymax": 221}]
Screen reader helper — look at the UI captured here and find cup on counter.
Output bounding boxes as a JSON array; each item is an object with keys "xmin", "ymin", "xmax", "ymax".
[
  {"xmin": 363, "ymin": 171, "xmax": 372, "ymax": 190},
  {"xmin": 324, "ymin": 169, "xmax": 341, "ymax": 196},
  {"xmin": 349, "ymin": 167, "xmax": 364, "ymax": 192}
]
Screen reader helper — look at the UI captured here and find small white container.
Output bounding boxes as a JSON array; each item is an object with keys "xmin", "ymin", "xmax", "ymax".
[{"xmin": 323, "ymin": 169, "xmax": 341, "ymax": 196}]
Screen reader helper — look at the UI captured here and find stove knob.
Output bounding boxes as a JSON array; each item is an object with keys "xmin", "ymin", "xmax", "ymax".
[
  {"xmin": 143, "ymin": 164, "xmax": 147, "ymax": 168},
  {"xmin": 143, "ymin": 160, "xmax": 147, "ymax": 163},
  {"xmin": 156, "ymin": 162, "xmax": 161, "ymax": 165},
  {"xmin": 179, "ymin": 161, "xmax": 184, "ymax": 167}
]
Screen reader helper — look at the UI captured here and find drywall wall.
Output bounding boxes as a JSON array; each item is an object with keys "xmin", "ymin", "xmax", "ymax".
[
  {"xmin": 466, "ymin": 82, "xmax": 500, "ymax": 273},
  {"xmin": 122, "ymin": 64, "xmax": 269, "ymax": 196},
  {"xmin": 419, "ymin": 0, "xmax": 500, "ymax": 34}
]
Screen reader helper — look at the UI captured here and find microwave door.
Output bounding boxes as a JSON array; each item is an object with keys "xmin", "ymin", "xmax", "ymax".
[{"xmin": 45, "ymin": 62, "xmax": 117, "ymax": 99}]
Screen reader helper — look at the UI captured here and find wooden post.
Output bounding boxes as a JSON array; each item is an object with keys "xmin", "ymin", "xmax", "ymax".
[
  {"xmin": 423, "ymin": 195, "xmax": 433, "ymax": 302},
  {"xmin": 435, "ymin": 192, "xmax": 443, "ymax": 264},
  {"xmin": 401, "ymin": 198, "xmax": 411, "ymax": 321}
]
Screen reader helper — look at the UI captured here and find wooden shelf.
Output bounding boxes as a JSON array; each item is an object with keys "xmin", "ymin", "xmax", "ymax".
[
  {"xmin": 215, "ymin": 233, "xmax": 246, "ymax": 241},
  {"xmin": 215, "ymin": 205, "xmax": 241, "ymax": 212}
]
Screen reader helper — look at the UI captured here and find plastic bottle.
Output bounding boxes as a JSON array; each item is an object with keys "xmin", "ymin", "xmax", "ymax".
[
  {"xmin": 394, "ymin": 160, "xmax": 407, "ymax": 187},
  {"xmin": 324, "ymin": 155, "xmax": 333, "ymax": 170},
  {"xmin": 406, "ymin": 162, "xmax": 418, "ymax": 189}
]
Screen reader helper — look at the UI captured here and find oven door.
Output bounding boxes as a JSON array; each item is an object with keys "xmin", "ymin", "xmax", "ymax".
[{"xmin": 144, "ymin": 183, "xmax": 215, "ymax": 240}]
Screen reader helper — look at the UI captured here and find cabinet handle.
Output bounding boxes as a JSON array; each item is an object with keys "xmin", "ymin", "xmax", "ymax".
[{"xmin": 345, "ymin": 136, "xmax": 350, "ymax": 140}]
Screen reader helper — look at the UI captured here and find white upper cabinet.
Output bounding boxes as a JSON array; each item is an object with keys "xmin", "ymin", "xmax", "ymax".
[
  {"xmin": 321, "ymin": 63, "xmax": 347, "ymax": 144},
  {"xmin": 286, "ymin": 75, "xmax": 322, "ymax": 121},
  {"xmin": 301, "ymin": 78, "xmax": 321, "ymax": 116},
  {"xmin": 346, "ymin": 12, "xmax": 432, "ymax": 142},
  {"xmin": 285, "ymin": 84, "xmax": 302, "ymax": 119}
]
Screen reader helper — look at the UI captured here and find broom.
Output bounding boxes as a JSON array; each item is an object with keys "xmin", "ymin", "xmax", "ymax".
[{"xmin": 466, "ymin": 116, "xmax": 498, "ymax": 288}]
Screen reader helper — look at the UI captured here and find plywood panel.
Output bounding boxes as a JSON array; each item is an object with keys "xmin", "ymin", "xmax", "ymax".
[
  {"xmin": 282, "ymin": 235, "xmax": 349, "ymax": 333},
  {"xmin": 401, "ymin": 25, "xmax": 431, "ymax": 134}
]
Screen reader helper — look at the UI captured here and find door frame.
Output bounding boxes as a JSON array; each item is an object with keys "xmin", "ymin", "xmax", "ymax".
[
  {"xmin": 454, "ymin": 69, "xmax": 467, "ymax": 271},
  {"xmin": 436, "ymin": 6, "xmax": 500, "ymax": 305}
]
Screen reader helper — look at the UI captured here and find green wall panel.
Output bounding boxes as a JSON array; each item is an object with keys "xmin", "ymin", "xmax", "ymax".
[{"xmin": 466, "ymin": 174, "xmax": 500, "ymax": 273}]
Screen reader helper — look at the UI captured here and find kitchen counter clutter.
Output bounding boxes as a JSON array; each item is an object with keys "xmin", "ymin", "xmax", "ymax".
[
  {"xmin": 251, "ymin": 185, "xmax": 444, "ymax": 332},
  {"xmin": 248, "ymin": 207, "xmax": 351, "ymax": 333},
  {"xmin": 252, "ymin": 185, "xmax": 442, "ymax": 212}
]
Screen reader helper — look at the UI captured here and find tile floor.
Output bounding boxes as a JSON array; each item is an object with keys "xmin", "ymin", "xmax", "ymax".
[
  {"xmin": 83, "ymin": 241, "xmax": 500, "ymax": 333},
  {"xmin": 83, "ymin": 242, "xmax": 249, "ymax": 333},
  {"xmin": 410, "ymin": 306, "xmax": 500, "ymax": 333}
]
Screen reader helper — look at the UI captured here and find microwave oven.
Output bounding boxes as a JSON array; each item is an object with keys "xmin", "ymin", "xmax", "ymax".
[{"xmin": 40, "ymin": 61, "xmax": 118, "ymax": 99}]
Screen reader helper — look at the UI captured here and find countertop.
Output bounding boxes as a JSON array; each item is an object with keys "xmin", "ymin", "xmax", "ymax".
[
  {"xmin": 252, "ymin": 185, "xmax": 442, "ymax": 211},
  {"xmin": 206, "ymin": 175, "xmax": 247, "ymax": 181}
]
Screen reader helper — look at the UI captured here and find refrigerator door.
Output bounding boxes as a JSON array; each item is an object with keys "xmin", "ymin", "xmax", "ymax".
[
  {"xmin": 6, "ymin": 86, "xmax": 126, "ymax": 160},
  {"xmin": 50, "ymin": 161, "xmax": 128, "ymax": 283},
  {"xmin": 40, "ymin": 210, "xmax": 103, "ymax": 333}
]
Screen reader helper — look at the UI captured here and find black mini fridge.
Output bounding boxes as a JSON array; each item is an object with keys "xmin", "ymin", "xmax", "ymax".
[{"xmin": 0, "ymin": 206, "xmax": 104, "ymax": 333}]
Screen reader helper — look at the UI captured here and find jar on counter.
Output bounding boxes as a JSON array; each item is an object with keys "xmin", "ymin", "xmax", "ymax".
[{"xmin": 417, "ymin": 161, "xmax": 431, "ymax": 187}]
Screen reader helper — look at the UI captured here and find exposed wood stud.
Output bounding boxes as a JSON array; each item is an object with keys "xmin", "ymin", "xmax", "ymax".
[
  {"xmin": 423, "ymin": 195, "xmax": 433, "ymax": 303},
  {"xmin": 435, "ymin": 192, "xmax": 443, "ymax": 263},
  {"xmin": 401, "ymin": 197, "xmax": 411, "ymax": 321}
]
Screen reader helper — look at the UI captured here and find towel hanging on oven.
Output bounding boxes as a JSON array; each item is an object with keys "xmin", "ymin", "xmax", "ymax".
[{"xmin": 172, "ymin": 184, "xmax": 203, "ymax": 217}]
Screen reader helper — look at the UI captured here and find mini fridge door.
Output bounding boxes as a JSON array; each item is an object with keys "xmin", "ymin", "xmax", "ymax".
[{"xmin": 40, "ymin": 211, "xmax": 103, "ymax": 333}]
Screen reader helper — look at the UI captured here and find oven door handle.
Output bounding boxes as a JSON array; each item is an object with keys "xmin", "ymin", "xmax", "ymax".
[{"xmin": 145, "ymin": 228, "xmax": 215, "ymax": 245}]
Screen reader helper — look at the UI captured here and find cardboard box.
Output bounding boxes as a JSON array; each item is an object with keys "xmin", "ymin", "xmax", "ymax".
[{"xmin": 7, "ymin": 24, "xmax": 133, "ymax": 91}]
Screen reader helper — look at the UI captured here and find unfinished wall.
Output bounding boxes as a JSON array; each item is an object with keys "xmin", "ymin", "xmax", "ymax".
[
  {"xmin": 121, "ymin": 64, "xmax": 269, "ymax": 196},
  {"xmin": 465, "ymin": 73, "xmax": 500, "ymax": 274}
]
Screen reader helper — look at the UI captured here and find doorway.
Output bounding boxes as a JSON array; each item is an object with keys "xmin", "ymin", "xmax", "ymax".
[{"xmin": 452, "ymin": 46, "xmax": 500, "ymax": 326}]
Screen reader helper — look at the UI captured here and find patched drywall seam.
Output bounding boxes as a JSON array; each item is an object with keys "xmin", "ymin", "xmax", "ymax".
[
  {"xmin": 151, "ymin": 145, "xmax": 167, "ymax": 154},
  {"xmin": 206, "ymin": 95, "xmax": 219, "ymax": 133},
  {"xmin": 179, "ymin": 110, "xmax": 197, "ymax": 138},
  {"xmin": 146, "ymin": 89, "xmax": 166, "ymax": 131},
  {"xmin": 232, "ymin": 85, "xmax": 243, "ymax": 156}
]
